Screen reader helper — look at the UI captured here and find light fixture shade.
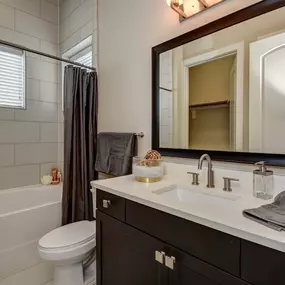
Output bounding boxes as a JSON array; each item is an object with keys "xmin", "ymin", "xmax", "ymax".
[
  {"xmin": 166, "ymin": 0, "xmax": 227, "ymax": 22},
  {"xmin": 204, "ymin": 0, "xmax": 224, "ymax": 6}
]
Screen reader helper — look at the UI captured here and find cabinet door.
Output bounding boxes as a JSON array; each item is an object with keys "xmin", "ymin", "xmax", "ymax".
[
  {"xmin": 96, "ymin": 210, "xmax": 168, "ymax": 285},
  {"xmin": 241, "ymin": 240, "xmax": 285, "ymax": 285},
  {"xmin": 168, "ymin": 247, "xmax": 250, "ymax": 285}
]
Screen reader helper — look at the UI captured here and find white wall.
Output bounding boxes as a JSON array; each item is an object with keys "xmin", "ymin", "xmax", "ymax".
[
  {"xmin": 0, "ymin": 0, "xmax": 61, "ymax": 190},
  {"xmin": 97, "ymin": 0, "xmax": 262, "ymax": 156}
]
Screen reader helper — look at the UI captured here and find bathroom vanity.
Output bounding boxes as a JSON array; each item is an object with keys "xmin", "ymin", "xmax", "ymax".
[{"xmin": 91, "ymin": 168, "xmax": 285, "ymax": 285}]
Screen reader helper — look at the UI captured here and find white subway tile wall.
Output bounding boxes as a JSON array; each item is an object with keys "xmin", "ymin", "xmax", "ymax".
[
  {"xmin": 0, "ymin": 109, "xmax": 14, "ymax": 121},
  {"xmin": 27, "ymin": 79, "xmax": 41, "ymax": 101},
  {"xmin": 40, "ymin": 123, "xmax": 59, "ymax": 142},
  {"xmin": 40, "ymin": 82, "xmax": 59, "ymax": 103},
  {"xmin": 0, "ymin": 3, "xmax": 15, "ymax": 30},
  {"xmin": 15, "ymin": 10, "xmax": 58, "ymax": 43},
  {"xmin": 41, "ymin": 0, "xmax": 59, "ymax": 24},
  {"xmin": 0, "ymin": 145, "xmax": 14, "ymax": 167},
  {"xmin": 60, "ymin": 0, "xmax": 98, "ymax": 67},
  {"xmin": 0, "ymin": 0, "xmax": 98, "ymax": 190},
  {"xmin": 0, "ymin": 0, "xmax": 62, "ymax": 191},
  {"xmin": 0, "ymin": 165, "xmax": 40, "ymax": 190},
  {"xmin": 15, "ymin": 143, "xmax": 58, "ymax": 165}
]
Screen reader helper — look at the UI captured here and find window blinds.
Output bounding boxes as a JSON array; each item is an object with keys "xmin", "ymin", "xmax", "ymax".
[
  {"xmin": 76, "ymin": 51, "xmax": 92, "ymax": 67},
  {"xmin": 0, "ymin": 44, "xmax": 25, "ymax": 109}
]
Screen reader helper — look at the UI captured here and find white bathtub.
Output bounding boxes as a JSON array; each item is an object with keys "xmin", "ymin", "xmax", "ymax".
[{"xmin": 0, "ymin": 184, "xmax": 62, "ymax": 283}]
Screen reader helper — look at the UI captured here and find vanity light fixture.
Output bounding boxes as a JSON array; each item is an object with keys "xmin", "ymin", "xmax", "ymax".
[{"xmin": 166, "ymin": 0, "xmax": 226, "ymax": 22}]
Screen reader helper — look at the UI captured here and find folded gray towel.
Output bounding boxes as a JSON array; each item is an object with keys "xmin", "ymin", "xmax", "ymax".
[
  {"xmin": 95, "ymin": 132, "xmax": 137, "ymax": 177},
  {"xmin": 243, "ymin": 191, "xmax": 285, "ymax": 231}
]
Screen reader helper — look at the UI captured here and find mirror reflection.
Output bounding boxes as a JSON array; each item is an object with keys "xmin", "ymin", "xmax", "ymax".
[{"xmin": 159, "ymin": 7, "xmax": 285, "ymax": 154}]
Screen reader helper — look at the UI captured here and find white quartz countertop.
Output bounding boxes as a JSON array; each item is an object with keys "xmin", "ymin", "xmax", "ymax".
[{"xmin": 91, "ymin": 174, "xmax": 285, "ymax": 253}]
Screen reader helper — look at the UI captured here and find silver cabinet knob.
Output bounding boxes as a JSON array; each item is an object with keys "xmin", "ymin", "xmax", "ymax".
[
  {"xmin": 187, "ymin": 172, "xmax": 199, "ymax": 185},
  {"xmin": 155, "ymin": 251, "xmax": 165, "ymax": 264},
  {"xmin": 223, "ymin": 177, "xmax": 239, "ymax": 192},
  {"xmin": 102, "ymin": 199, "xmax": 111, "ymax": 208},
  {"xmin": 165, "ymin": 255, "xmax": 176, "ymax": 270}
]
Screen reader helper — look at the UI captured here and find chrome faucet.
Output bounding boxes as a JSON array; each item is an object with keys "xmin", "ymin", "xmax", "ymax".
[{"xmin": 198, "ymin": 154, "xmax": 215, "ymax": 188}]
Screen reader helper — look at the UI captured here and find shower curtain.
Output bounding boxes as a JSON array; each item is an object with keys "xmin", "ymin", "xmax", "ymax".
[{"xmin": 62, "ymin": 66, "xmax": 98, "ymax": 225}]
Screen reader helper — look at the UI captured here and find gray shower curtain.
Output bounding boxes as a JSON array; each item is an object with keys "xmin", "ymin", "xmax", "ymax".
[{"xmin": 62, "ymin": 66, "xmax": 98, "ymax": 225}]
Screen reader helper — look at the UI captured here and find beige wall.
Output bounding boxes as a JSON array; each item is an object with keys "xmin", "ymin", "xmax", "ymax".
[
  {"xmin": 97, "ymin": 0, "xmax": 262, "ymax": 156},
  {"xmin": 189, "ymin": 107, "xmax": 230, "ymax": 151},
  {"xmin": 188, "ymin": 55, "xmax": 235, "ymax": 105},
  {"xmin": 188, "ymin": 56, "xmax": 235, "ymax": 151}
]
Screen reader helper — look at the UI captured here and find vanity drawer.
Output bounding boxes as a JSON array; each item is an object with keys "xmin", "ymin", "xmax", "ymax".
[
  {"xmin": 126, "ymin": 200, "xmax": 240, "ymax": 276},
  {"xmin": 241, "ymin": 240, "xmax": 285, "ymax": 285},
  {"xmin": 97, "ymin": 189, "xmax": 126, "ymax": 221}
]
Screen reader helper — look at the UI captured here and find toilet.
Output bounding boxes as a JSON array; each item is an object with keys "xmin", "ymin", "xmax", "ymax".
[{"xmin": 38, "ymin": 221, "xmax": 96, "ymax": 285}]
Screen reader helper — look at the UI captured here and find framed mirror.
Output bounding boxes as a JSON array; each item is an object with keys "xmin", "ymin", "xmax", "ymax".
[{"xmin": 152, "ymin": 0, "xmax": 285, "ymax": 166}]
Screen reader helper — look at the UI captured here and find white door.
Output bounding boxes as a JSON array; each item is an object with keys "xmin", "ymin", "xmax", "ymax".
[{"xmin": 249, "ymin": 32, "xmax": 285, "ymax": 153}]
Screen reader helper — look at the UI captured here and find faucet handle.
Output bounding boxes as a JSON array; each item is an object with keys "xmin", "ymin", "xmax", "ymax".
[
  {"xmin": 223, "ymin": 177, "xmax": 239, "ymax": 192},
  {"xmin": 187, "ymin": 172, "xmax": 200, "ymax": 186}
]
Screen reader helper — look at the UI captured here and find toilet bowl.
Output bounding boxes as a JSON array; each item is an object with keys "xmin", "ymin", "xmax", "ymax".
[{"xmin": 38, "ymin": 220, "xmax": 96, "ymax": 285}]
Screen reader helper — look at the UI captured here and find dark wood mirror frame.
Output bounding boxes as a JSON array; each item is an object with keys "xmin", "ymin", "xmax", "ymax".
[{"xmin": 152, "ymin": 0, "xmax": 285, "ymax": 167}]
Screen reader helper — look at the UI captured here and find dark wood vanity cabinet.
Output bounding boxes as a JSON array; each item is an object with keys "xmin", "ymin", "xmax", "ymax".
[
  {"xmin": 96, "ymin": 210, "xmax": 248, "ymax": 285},
  {"xmin": 241, "ymin": 240, "xmax": 285, "ymax": 285},
  {"xmin": 96, "ymin": 211, "xmax": 168, "ymax": 285},
  {"xmin": 96, "ymin": 190, "xmax": 284, "ymax": 285}
]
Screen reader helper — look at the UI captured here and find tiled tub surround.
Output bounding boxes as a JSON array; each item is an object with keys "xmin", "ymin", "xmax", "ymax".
[
  {"xmin": 92, "ymin": 161, "xmax": 285, "ymax": 253},
  {"xmin": 59, "ymin": 0, "xmax": 97, "ymax": 55},
  {"xmin": 0, "ymin": 0, "xmax": 62, "ymax": 190},
  {"xmin": 0, "ymin": 184, "xmax": 62, "ymax": 285}
]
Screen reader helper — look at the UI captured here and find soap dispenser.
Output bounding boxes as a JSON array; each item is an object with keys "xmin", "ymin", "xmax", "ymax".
[{"xmin": 253, "ymin": 161, "xmax": 273, "ymax": 200}]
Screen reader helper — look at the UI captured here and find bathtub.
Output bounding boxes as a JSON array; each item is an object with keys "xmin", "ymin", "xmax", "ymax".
[{"xmin": 0, "ymin": 184, "xmax": 62, "ymax": 284}]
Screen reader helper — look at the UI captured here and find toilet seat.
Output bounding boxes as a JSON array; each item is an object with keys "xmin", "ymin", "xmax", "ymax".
[
  {"xmin": 39, "ymin": 220, "xmax": 96, "ymax": 250},
  {"xmin": 38, "ymin": 221, "xmax": 96, "ymax": 263}
]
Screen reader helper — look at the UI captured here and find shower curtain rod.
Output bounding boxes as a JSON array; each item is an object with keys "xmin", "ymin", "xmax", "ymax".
[{"xmin": 0, "ymin": 39, "xmax": 96, "ymax": 71}]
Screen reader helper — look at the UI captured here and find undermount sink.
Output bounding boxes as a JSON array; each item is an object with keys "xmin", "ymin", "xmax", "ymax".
[{"xmin": 153, "ymin": 185, "xmax": 241, "ymax": 206}]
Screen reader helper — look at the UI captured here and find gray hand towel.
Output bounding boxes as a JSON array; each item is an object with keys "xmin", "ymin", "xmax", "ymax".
[
  {"xmin": 243, "ymin": 191, "xmax": 285, "ymax": 231},
  {"xmin": 95, "ymin": 132, "xmax": 137, "ymax": 177}
]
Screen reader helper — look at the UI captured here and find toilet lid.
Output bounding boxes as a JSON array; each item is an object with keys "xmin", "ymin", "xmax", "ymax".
[{"xmin": 39, "ymin": 221, "xmax": 96, "ymax": 250}]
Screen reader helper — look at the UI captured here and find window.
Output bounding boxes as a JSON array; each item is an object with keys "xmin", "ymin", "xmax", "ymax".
[
  {"xmin": 74, "ymin": 50, "xmax": 92, "ymax": 67},
  {"xmin": 70, "ymin": 46, "xmax": 93, "ymax": 68},
  {"xmin": 61, "ymin": 39, "xmax": 93, "ymax": 110},
  {"xmin": 0, "ymin": 44, "xmax": 25, "ymax": 109}
]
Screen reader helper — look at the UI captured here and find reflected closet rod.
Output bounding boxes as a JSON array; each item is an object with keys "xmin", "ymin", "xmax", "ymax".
[{"xmin": 0, "ymin": 39, "xmax": 96, "ymax": 71}]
